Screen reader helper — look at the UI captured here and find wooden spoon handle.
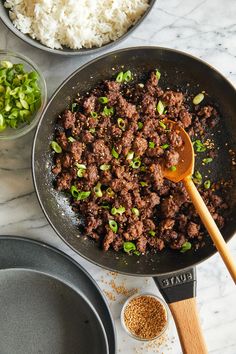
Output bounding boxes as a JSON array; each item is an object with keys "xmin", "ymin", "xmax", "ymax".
[
  {"xmin": 169, "ymin": 298, "xmax": 208, "ymax": 354},
  {"xmin": 184, "ymin": 176, "xmax": 236, "ymax": 283}
]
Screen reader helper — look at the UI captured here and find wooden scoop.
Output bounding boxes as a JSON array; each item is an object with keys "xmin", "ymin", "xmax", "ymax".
[{"xmin": 162, "ymin": 120, "xmax": 236, "ymax": 283}]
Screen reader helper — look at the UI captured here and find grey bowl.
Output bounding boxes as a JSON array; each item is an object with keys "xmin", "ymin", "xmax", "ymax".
[{"xmin": 0, "ymin": 1, "xmax": 155, "ymax": 56}]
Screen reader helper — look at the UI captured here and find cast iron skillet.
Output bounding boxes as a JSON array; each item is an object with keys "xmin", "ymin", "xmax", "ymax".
[
  {"xmin": 32, "ymin": 47, "xmax": 236, "ymax": 353},
  {"xmin": 0, "ymin": 1, "xmax": 155, "ymax": 56}
]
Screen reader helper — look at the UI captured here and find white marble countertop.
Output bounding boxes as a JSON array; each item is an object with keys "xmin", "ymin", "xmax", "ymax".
[{"xmin": 0, "ymin": 0, "xmax": 236, "ymax": 353}]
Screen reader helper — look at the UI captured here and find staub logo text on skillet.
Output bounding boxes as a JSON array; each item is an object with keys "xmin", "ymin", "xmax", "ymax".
[{"xmin": 161, "ymin": 272, "xmax": 193, "ymax": 288}]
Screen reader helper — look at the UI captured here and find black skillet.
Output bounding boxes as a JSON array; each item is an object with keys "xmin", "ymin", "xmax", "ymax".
[{"xmin": 32, "ymin": 47, "xmax": 236, "ymax": 354}]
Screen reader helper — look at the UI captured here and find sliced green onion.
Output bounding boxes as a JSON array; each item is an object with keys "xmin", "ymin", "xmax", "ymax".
[
  {"xmin": 51, "ymin": 141, "xmax": 62, "ymax": 153},
  {"xmin": 159, "ymin": 121, "xmax": 166, "ymax": 129},
  {"xmin": 138, "ymin": 121, "xmax": 143, "ymax": 130},
  {"xmin": 133, "ymin": 250, "xmax": 141, "ymax": 256},
  {"xmin": 123, "ymin": 70, "xmax": 132, "ymax": 82},
  {"xmin": 193, "ymin": 140, "xmax": 206, "ymax": 153},
  {"xmin": 91, "ymin": 111, "xmax": 98, "ymax": 118},
  {"xmin": 112, "ymin": 147, "xmax": 119, "ymax": 159},
  {"xmin": 106, "ymin": 187, "xmax": 114, "ymax": 197},
  {"xmin": 1, "ymin": 60, "xmax": 13, "ymax": 69},
  {"xmin": 77, "ymin": 191, "xmax": 91, "ymax": 201},
  {"xmin": 193, "ymin": 93, "xmax": 204, "ymax": 105},
  {"xmin": 111, "ymin": 206, "xmax": 126, "ymax": 215},
  {"xmin": 98, "ymin": 96, "xmax": 108, "ymax": 104},
  {"xmin": 116, "ymin": 72, "xmax": 124, "ymax": 82},
  {"xmin": 140, "ymin": 181, "xmax": 148, "ymax": 187},
  {"xmin": 130, "ymin": 158, "xmax": 141, "ymax": 169},
  {"xmin": 180, "ymin": 241, "xmax": 192, "ymax": 253},
  {"xmin": 109, "ymin": 220, "xmax": 118, "ymax": 233},
  {"xmin": 100, "ymin": 164, "xmax": 111, "ymax": 171},
  {"xmin": 202, "ymin": 157, "xmax": 213, "ymax": 164},
  {"xmin": 94, "ymin": 182, "xmax": 103, "ymax": 197},
  {"xmin": 71, "ymin": 103, "xmax": 79, "ymax": 112},
  {"xmin": 149, "ymin": 141, "xmax": 155, "ymax": 149},
  {"xmin": 70, "ymin": 185, "xmax": 79, "ymax": 199},
  {"xmin": 161, "ymin": 143, "xmax": 169, "ymax": 150},
  {"xmin": 204, "ymin": 180, "xmax": 211, "ymax": 189},
  {"xmin": 123, "ymin": 241, "xmax": 136, "ymax": 253},
  {"xmin": 117, "ymin": 118, "xmax": 126, "ymax": 131},
  {"xmin": 148, "ymin": 230, "xmax": 156, "ymax": 237},
  {"xmin": 155, "ymin": 69, "xmax": 161, "ymax": 80},
  {"xmin": 169, "ymin": 166, "xmax": 177, "ymax": 172},
  {"xmin": 193, "ymin": 170, "xmax": 202, "ymax": 184},
  {"xmin": 75, "ymin": 163, "xmax": 86, "ymax": 178},
  {"xmin": 75, "ymin": 163, "xmax": 86, "ymax": 169},
  {"xmin": 103, "ymin": 106, "xmax": 114, "ymax": 116},
  {"xmin": 157, "ymin": 100, "xmax": 165, "ymax": 115},
  {"xmin": 77, "ymin": 169, "xmax": 86, "ymax": 178},
  {"xmin": 89, "ymin": 128, "xmax": 96, "ymax": 133},
  {"xmin": 0, "ymin": 113, "xmax": 6, "ymax": 131},
  {"xmin": 68, "ymin": 136, "xmax": 75, "ymax": 142},
  {"xmin": 126, "ymin": 151, "xmax": 134, "ymax": 161},
  {"xmin": 131, "ymin": 208, "xmax": 140, "ymax": 217}
]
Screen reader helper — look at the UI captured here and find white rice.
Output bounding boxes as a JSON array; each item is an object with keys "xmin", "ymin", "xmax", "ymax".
[{"xmin": 4, "ymin": 0, "xmax": 149, "ymax": 49}]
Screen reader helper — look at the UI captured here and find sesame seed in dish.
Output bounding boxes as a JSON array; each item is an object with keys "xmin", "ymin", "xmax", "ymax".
[
  {"xmin": 4, "ymin": 0, "xmax": 150, "ymax": 50},
  {"xmin": 122, "ymin": 294, "xmax": 168, "ymax": 341}
]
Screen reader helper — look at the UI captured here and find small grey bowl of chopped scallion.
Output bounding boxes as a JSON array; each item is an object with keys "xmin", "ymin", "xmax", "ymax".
[{"xmin": 0, "ymin": 51, "xmax": 47, "ymax": 140}]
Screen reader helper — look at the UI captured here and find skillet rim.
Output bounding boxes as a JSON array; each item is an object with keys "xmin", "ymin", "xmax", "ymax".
[{"xmin": 32, "ymin": 45, "xmax": 236, "ymax": 276}]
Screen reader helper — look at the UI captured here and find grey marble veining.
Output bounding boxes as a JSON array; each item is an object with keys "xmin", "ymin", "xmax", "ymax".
[{"xmin": 0, "ymin": 0, "xmax": 236, "ymax": 353}]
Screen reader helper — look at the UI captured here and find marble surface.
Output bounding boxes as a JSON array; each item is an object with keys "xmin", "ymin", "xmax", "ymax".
[{"xmin": 0, "ymin": 0, "xmax": 236, "ymax": 353}]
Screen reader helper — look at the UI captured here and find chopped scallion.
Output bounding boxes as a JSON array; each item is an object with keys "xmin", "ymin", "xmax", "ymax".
[
  {"xmin": 155, "ymin": 69, "xmax": 161, "ymax": 80},
  {"xmin": 149, "ymin": 141, "xmax": 155, "ymax": 149},
  {"xmin": 202, "ymin": 157, "xmax": 213, "ymax": 164},
  {"xmin": 116, "ymin": 72, "xmax": 124, "ymax": 82},
  {"xmin": 131, "ymin": 208, "xmax": 140, "ymax": 216},
  {"xmin": 112, "ymin": 147, "xmax": 119, "ymax": 159},
  {"xmin": 138, "ymin": 121, "xmax": 143, "ymax": 130},
  {"xmin": 111, "ymin": 206, "xmax": 126, "ymax": 215},
  {"xmin": 130, "ymin": 158, "xmax": 141, "ymax": 169},
  {"xmin": 91, "ymin": 111, "xmax": 98, "ymax": 118},
  {"xmin": 100, "ymin": 164, "xmax": 111, "ymax": 171},
  {"xmin": 109, "ymin": 220, "xmax": 118, "ymax": 233},
  {"xmin": 123, "ymin": 241, "xmax": 136, "ymax": 253},
  {"xmin": 68, "ymin": 136, "xmax": 75, "ymax": 142},
  {"xmin": 159, "ymin": 121, "xmax": 166, "ymax": 129},
  {"xmin": 123, "ymin": 70, "xmax": 132, "ymax": 82},
  {"xmin": 157, "ymin": 100, "xmax": 165, "ymax": 115},
  {"xmin": 169, "ymin": 165, "xmax": 177, "ymax": 171},
  {"xmin": 180, "ymin": 241, "xmax": 192, "ymax": 253},
  {"xmin": 126, "ymin": 151, "xmax": 134, "ymax": 161},
  {"xmin": 98, "ymin": 96, "xmax": 108, "ymax": 104},
  {"xmin": 204, "ymin": 180, "xmax": 211, "ymax": 189},
  {"xmin": 161, "ymin": 143, "xmax": 169, "ymax": 150},
  {"xmin": 148, "ymin": 230, "xmax": 156, "ymax": 237},
  {"xmin": 117, "ymin": 118, "xmax": 126, "ymax": 131},
  {"xmin": 193, "ymin": 93, "xmax": 204, "ymax": 105},
  {"xmin": 51, "ymin": 141, "xmax": 62, "ymax": 153},
  {"xmin": 103, "ymin": 106, "xmax": 114, "ymax": 116},
  {"xmin": 94, "ymin": 182, "xmax": 103, "ymax": 197},
  {"xmin": 140, "ymin": 181, "xmax": 148, "ymax": 187}
]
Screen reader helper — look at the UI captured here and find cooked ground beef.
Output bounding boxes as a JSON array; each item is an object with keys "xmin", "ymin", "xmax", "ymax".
[{"xmin": 51, "ymin": 70, "xmax": 230, "ymax": 255}]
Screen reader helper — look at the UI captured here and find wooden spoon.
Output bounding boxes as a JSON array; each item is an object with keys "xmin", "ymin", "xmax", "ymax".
[{"xmin": 162, "ymin": 120, "xmax": 236, "ymax": 283}]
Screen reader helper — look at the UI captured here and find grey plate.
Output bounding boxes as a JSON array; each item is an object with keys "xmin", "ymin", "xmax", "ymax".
[
  {"xmin": 0, "ymin": 1, "xmax": 155, "ymax": 56},
  {"xmin": 0, "ymin": 236, "xmax": 116, "ymax": 354}
]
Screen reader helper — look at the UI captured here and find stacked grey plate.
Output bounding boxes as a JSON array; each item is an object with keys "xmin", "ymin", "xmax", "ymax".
[{"xmin": 0, "ymin": 236, "xmax": 116, "ymax": 354}]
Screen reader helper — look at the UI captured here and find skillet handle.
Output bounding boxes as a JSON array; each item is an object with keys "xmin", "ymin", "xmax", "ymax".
[
  {"xmin": 168, "ymin": 298, "xmax": 208, "ymax": 354},
  {"xmin": 153, "ymin": 267, "xmax": 208, "ymax": 354}
]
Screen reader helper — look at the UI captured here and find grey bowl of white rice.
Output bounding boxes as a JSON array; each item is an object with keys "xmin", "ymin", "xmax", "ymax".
[{"xmin": 0, "ymin": 0, "xmax": 155, "ymax": 56}]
